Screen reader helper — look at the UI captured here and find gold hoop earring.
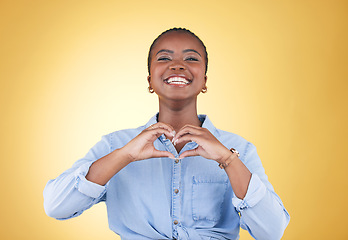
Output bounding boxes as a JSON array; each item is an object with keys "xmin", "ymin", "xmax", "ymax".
[
  {"xmin": 148, "ymin": 86, "xmax": 154, "ymax": 93},
  {"xmin": 201, "ymin": 86, "xmax": 207, "ymax": 93}
]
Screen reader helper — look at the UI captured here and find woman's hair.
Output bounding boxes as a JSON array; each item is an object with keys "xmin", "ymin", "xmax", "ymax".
[{"xmin": 147, "ymin": 27, "xmax": 208, "ymax": 75}]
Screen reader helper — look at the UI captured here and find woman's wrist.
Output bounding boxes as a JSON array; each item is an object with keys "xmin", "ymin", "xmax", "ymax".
[
  {"xmin": 218, "ymin": 148, "xmax": 239, "ymax": 169},
  {"xmin": 118, "ymin": 146, "xmax": 137, "ymax": 163},
  {"xmin": 217, "ymin": 148, "xmax": 233, "ymax": 164}
]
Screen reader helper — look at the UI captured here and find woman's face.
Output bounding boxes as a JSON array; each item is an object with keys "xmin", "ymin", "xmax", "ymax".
[{"xmin": 148, "ymin": 31, "xmax": 207, "ymax": 103}]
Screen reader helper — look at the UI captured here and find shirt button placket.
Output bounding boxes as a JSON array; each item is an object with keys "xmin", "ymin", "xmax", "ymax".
[{"xmin": 172, "ymin": 158, "xmax": 181, "ymax": 235}]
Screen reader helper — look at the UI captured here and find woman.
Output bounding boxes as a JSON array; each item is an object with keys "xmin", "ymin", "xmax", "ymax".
[{"xmin": 44, "ymin": 28, "xmax": 290, "ymax": 240}]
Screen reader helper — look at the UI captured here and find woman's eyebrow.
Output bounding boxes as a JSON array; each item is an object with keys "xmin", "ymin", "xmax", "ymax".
[
  {"xmin": 156, "ymin": 49, "xmax": 174, "ymax": 55},
  {"xmin": 183, "ymin": 49, "xmax": 201, "ymax": 56},
  {"xmin": 156, "ymin": 49, "xmax": 202, "ymax": 56}
]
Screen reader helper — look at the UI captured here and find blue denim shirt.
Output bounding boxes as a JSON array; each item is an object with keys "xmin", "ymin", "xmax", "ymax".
[{"xmin": 44, "ymin": 114, "xmax": 290, "ymax": 240}]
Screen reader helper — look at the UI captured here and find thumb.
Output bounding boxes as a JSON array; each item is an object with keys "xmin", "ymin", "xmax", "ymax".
[
  {"xmin": 179, "ymin": 148, "xmax": 199, "ymax": 159},
  {"xmin": 152, "ymin": 149, "xmax": 176, "ymax": 159}
]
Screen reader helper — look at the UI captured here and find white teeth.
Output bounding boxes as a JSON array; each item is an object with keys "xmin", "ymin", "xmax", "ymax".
[{"xmin": 166, "ymin": 77, "xmax": 190, "ymax": 85}]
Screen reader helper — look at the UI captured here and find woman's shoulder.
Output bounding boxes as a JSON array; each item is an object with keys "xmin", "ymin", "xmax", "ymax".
[
  {"xmin": 216, "ymin": 128, "xmax": 249, "ymax": 145},
  {"xmin": 201, "ymin": 114, "xmax": 253, "ymax": 152},
  {"xmin": 103, "ymin": 114, "xmax": 157, "ymax": 140},
  {"xmin": 105, "ymin": 125, "xmax": 145, "ymax": 139},
  {"xmin": 101, "ymin": 125, "xmax": 146, "ymax": 150},
  {"xmin": 215, "ymin": 128, "xmax": 256, "ymax": 157}
]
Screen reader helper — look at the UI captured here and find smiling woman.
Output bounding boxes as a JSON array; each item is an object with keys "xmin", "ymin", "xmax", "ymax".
[
  {"xmin": 148, "ymin": 30, "xmax": 207, "ymax": 114},
  {"xmin": 43, "ymin": 28, "xmax": 290, "ymax": 240}
]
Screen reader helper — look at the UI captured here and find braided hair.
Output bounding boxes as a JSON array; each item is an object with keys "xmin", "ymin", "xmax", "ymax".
[{"xmin": 147, "ymin": 28, "xmax": 208, "ymax": 75}]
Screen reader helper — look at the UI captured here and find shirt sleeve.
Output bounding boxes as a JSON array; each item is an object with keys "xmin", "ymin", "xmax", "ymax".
[
  {"xmin": 43, "ymin": 135, "xmax": 111, "ymax": 220},
  {"xmin": 232, "ymin": 142, "xmax": 290, "ymax": 240}
]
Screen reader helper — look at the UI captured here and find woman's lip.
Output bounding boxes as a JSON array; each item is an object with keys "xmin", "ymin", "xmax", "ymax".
[
  {"xmin": 164, "ymin": 81, "xmax": 190, "ymax": 87},
  {"xmin": 164, "ymin": 74, "xmax": 192, "ymax": 81},
  {"xmin": 164, "ymin": 76, "xmax": 192, "ymax": 86}
]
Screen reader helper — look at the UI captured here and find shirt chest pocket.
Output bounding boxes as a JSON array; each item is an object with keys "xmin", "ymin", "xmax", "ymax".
[{"xmin": 192, "ymin": 175, "xmax": 228, "ymax": 222}]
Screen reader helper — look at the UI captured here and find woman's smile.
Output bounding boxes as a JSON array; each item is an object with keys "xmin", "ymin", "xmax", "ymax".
[{"xmin": 164, "ymin": 75, "xmax": 192, "ymax": 87}]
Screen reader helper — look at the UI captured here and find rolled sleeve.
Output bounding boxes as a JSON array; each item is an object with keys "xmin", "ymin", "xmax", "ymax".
[
  {"xmin": 44, "ymin": 135, "xmax": 111, "ymax": 220},
  {"xmin": 74, "ymin": 162, "xmax": 107, "ymax": 199},
  {"xmin": 231, "ymin": 142, "xmax": 290, "ymax": 240},
  {"xmin": 232, "ymin": 174, "xmax": 266, "ymax": 211}
]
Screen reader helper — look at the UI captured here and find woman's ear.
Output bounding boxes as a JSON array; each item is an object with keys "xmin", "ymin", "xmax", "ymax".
[
  {"xmin": 147, "ymin": 75, "xmax": 151, "ymax": 85},
  {"xmin": 147, "ymin": 76, "xmax": 155, "ymax": 93}
]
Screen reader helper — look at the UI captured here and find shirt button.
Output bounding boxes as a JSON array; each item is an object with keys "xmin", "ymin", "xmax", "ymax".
[
  {"xmin": 173, "ymin": 220, "xmax": 178, "ymax": 225},
  {"xmin": 174, "ymin": 189, "xmax": 179, "ymax": 194},
  {"xmin": 175, "ymin": 158, "xmax": 179, "ymax": 163}
]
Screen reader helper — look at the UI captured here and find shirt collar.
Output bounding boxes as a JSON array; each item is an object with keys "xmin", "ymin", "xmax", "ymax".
[
  {"xmin": 198, "ymin": 114, "xmax": 219, "ymax": 137},
  {"xmin": 144, "ymin": 113, "xmax": 219, "ymax": 137}
]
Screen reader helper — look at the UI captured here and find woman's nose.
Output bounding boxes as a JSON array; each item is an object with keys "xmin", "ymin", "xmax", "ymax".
[{"xmin": 169, "ymin": 61, "xmax": 186, "ymax": 71}]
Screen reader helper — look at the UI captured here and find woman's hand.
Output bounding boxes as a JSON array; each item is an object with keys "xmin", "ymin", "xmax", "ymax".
[
  {"xmin": 173, "ymin": 125, "xmax": 232, "ymax": 163},
  {"xmin": 122, "ymin": 122, "xmax": 176, "ymax": 162}
]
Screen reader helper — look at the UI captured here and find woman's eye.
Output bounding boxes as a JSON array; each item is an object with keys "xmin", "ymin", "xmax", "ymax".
[
  {"xmin": 158, "ymin": 57, "xmax": 171, "ymax": 61},
  {"xmin": 185, "ymin": 57, "xmax": 198, "ymax": 61}
]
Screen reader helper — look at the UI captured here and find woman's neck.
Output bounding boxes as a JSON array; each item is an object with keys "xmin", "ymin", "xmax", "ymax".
[{"xmin": 157, "ymin": 100, "xmax": 201, "ymax": 133}]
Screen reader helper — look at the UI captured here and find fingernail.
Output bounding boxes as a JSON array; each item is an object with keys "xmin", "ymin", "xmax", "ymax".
[
  {"xmin": 173, "ymin": 139, "xmax": 178, "ymax": 146},
  {"xmin": 171, "ymin": 130, "xmax": 176, "ymax": 137}
]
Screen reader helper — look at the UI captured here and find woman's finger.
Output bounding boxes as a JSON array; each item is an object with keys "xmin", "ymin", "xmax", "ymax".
[
  {"xmin": 176, "ymin": 125, "xmax": 202, "ymax": 135},
  {"xmin": 173, "ymin": 125, "xmax": 204, "ymax": 142},
  {"xmin": 147, "ymin": 122, "xmax": 175, "ymax": 137},
  {"xmin": 179, "ymin": 148, "xmax": 199, "ymax": 159},
  {"xmin": 180, "ymin": 124, "xmax": 202, "ymax": 130},
  {"xmin": 174, "ymin": 134, "xmax": 200, "ymax": 146},
  {"xmin": 147, "ymin": 128, "xmax": 173, "ymax": 141},
  {"xmin": 152, "ymin": 149, "xmax": 176, "ymax": 159}
]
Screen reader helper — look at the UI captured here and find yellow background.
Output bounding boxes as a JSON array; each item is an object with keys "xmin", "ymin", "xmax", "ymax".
[{"xmin": 1, "ymin": 0, "xmax": 347, "ymax": 239}]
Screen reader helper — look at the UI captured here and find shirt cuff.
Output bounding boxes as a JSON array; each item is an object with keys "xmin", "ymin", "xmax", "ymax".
[
  {"xmin": 74, "ymin": 162, "xmax": 106, "ymax": 199},
  {"xmin": 232, "ymin": 174, "xmax": 267, "ymax": 212}
]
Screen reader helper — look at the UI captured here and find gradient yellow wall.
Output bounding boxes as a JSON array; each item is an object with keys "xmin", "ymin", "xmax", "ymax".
[{"xmin": 1, "ymin": 1, "xmax": 347, "ymax": 239}]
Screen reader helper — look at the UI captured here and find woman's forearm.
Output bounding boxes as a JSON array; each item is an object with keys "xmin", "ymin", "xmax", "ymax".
[
  {"xmin": 86, "ymin": 147, "xmax": 132, "ymax": 186},
  {"xmin": 224, "ymin": 155, "xmax": 252, "ymax": 199},
  {"xmin": 86, "ymin": 122, "xmax": 176, "ymax": 186}
]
